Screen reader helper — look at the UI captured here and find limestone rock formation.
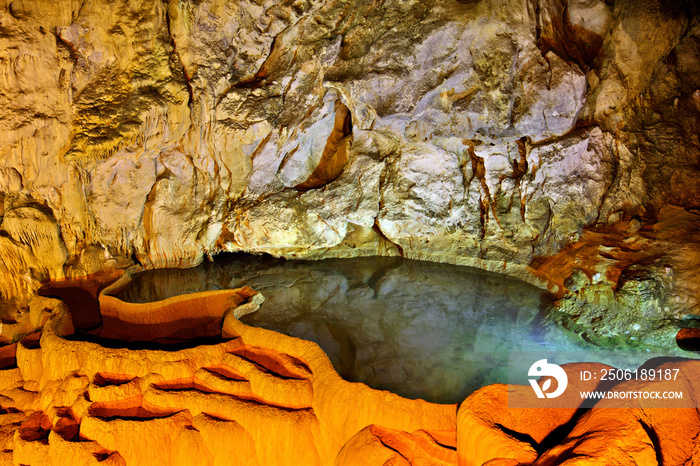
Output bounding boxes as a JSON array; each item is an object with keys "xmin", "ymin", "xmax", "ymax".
[
  {"xmin": 458, "ymin": 359, "xmax": 700, "ymax": 465},
  {"xmin": 97, "ymin": 269, "xmax": 263, "ymax": 343},
  {"xmin": 0, "ymin": 0, "xmax": 697, "ymax": 334},
  {"xmin": 1, "ymin": 0, "xmax": 700, "ymax": 462},
  {"xmin": 0, "ymin": 294, "xmax": 458, "ymax": 466}
]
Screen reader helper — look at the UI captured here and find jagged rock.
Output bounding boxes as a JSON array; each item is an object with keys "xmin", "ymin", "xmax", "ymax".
[
  {"xmin": 0, "ymin": 0, "xmax": 697, "ymax": 323},
  {"xmin": 0, "ymin": 200, "xmax": 68, "ymax": 315},
  {"xmin": 532, "ymin": 206, "xmax": 700, "ymax": 349},
  {"xmin": 592, "ymin": 1, "xmax": 689, "ymax": 130},
  {"xmin": 537, "ymin": 0, "xmax": 613, "ymax": 70}
]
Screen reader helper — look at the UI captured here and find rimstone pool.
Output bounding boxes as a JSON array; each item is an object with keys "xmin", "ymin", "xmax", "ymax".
[{"xmin": 116, "ymin": 254, "xmax": 600, "ymax": 404}]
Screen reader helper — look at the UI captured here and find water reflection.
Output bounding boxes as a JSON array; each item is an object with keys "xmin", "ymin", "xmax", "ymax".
[{"xmin": 118, "ymin": 254, "xmax": 591, "ymax": 404}]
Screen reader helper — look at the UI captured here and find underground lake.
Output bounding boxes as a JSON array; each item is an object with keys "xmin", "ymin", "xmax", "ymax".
[{"xmin": 107, "ymin": 253, "xmax": 622, "ymax": 404}]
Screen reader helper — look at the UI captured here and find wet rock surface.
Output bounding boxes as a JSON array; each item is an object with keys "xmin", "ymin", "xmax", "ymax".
[{"xmin": 530, "ymin": 207, "xmax": 700, "ymax": 351}]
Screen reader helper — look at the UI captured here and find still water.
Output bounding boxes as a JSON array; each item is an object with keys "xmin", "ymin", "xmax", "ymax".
[{"xmin": 117, "ymin": 254, "xmax": 596, "ymax": 404}]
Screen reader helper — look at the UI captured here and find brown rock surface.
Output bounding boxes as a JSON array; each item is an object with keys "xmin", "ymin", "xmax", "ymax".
[
  {"xmin": 533, "ymin": 359, "xmax": 700, "ymax": 465},
  {"xmin": 335, "ymin": 425, "xmax": 458, "ymax": 466},
  {"xmin": 0, "ymin": 293, "xmax": 457, "ymax": 465},
  {"xmin": 457, "ymin": 362, "xmax": 614, "ymax": 466},
  {"xmin": 37, "ymin": 269, "xmax": 124, "ymax": 331}
]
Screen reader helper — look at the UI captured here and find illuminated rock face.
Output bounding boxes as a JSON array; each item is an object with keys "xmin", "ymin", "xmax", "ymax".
[
  {"xmin": 1, "ymin": 299, "xmax": 700, "ymax": 465},
  {"xmin": 96, "ymin": 271, "xmax": 264, "ymax": 343},
  {"xmin": 457, "ymin": 360, "xmax": 700, "ymax": 466},
  {"xmin": 0, "ymin": 0, "xmax": 698, "ymax": 323}
]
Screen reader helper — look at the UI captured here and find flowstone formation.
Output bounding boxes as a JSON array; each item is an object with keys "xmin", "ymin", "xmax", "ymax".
[{"xmin": 0, "ymin": 292, "xmax": 699, "ymax": 465}]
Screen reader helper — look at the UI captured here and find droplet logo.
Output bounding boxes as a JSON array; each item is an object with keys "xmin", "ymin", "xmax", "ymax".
[{"xmin": 528, "ymin": 359, "xmax": 568, "ymax": 399}]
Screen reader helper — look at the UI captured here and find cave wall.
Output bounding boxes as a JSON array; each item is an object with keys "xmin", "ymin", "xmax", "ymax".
[{"xmin": 0, "ymin": 0, "xmax": 699, "ymax": 310}]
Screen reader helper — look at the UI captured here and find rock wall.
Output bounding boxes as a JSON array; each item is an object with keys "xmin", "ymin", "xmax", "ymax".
[{"xmin": 1, "ymin": 0, "xmax": 699, "ymax": 316}]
